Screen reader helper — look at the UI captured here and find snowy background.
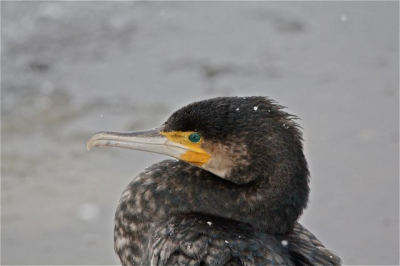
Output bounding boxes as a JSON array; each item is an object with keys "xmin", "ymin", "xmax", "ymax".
[{"xmin": 1, "ymin": 2, "xmax": 399, "ymax": 265}]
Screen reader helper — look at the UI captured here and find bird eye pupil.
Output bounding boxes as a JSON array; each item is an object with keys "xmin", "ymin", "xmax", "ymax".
[{"xmin": 189, "ymin": 133, "xmax": 201, "ymax": 143}]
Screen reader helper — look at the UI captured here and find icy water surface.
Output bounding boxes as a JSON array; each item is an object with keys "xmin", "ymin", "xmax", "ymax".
[{"xmin": 2, "ymin": 2, "xmax": 399, "ymax": 264}]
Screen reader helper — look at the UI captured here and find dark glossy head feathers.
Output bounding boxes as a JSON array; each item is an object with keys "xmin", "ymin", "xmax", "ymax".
[
  {"xmin": 164, "ymin": 96, "xmax": 308, "ymax": 186},
  {"xmin": 164, "ymin": 96, "xmax": 300, "ymax": 138}
]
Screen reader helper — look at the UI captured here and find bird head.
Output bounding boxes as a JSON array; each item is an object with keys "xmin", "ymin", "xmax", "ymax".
[{"xmin": 87, "ymin": 96, "xmax": 306, "ymax": 185}]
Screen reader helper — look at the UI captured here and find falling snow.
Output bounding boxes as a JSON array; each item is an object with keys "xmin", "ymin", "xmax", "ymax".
[
  {"xmin": 254, "ymin": 106, "xmax": 258, "ymax": 111},
  {"xmin": 281, "ymin": 240, "xmax": 288, "ymax": 246},
  {"xmin": 207, "ymin": 221, "xmax": 212, "ymax": 226},
  {"xmin": 2, "ymin": 3, "xmax": 395, "ymax": 265}
]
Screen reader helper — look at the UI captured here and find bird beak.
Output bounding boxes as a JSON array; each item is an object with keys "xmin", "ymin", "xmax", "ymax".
[{"xmin": 87, "ymin": 127, "xmax": 190, "ymax": 159}]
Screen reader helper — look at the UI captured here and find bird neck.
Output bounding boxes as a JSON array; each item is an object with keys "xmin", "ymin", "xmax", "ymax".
[{"xmin": 118, "ymin": 158, "xmax": 309, "ymax": 236}]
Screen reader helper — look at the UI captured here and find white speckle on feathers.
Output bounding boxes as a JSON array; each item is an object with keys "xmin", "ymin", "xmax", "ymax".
[
  {"xmin": 254, "ymin": 106, "xmax": 258, "ymax": 111},
  {"xmin": 281, "ymin": 240, "xmax": 288, "ymax": 246},
  {"xmin": 115, "ymin": 237, "xmax": 131, "ymax": 250},
  {"xmin": 236, "ymin": 108, "xmax": 239, "ymax": 111}
]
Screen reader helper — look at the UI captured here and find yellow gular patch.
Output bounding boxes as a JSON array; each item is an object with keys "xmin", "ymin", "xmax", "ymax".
[{"xmin": 160, "ymin": 131, "xmax": 211, "ymax": 166}]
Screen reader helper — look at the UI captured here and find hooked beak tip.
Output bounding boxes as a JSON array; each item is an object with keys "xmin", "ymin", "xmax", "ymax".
[{"xmin": 86, "ymin": 131, "xmax": 108, "ymax": 151}]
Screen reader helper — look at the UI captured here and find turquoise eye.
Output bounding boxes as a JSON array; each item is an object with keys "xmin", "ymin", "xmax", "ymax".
[{"xmin": 188, "ymin": 133, "xmax": 201, "ymax": 143}]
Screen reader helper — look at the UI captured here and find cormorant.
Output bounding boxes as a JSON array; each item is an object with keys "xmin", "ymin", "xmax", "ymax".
[{"xmin": 87, "ymin": 96, "xmax": 341, "ymax": 266}]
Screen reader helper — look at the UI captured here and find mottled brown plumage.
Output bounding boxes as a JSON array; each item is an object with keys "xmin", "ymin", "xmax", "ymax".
[{"xmin": 88, "ymin": 96, "xmax": 341, "ymax": 265}]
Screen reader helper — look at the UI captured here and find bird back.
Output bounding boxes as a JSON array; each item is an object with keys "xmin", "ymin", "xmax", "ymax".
[{"xmin": 146, "ymin": 214, "xmax": 341, "ymax": 266}]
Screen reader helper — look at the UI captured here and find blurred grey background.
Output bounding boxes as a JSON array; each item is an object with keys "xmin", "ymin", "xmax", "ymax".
[{"xmin": 1, "ymin": 1, "xmax": 399, "ymax": 265}]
